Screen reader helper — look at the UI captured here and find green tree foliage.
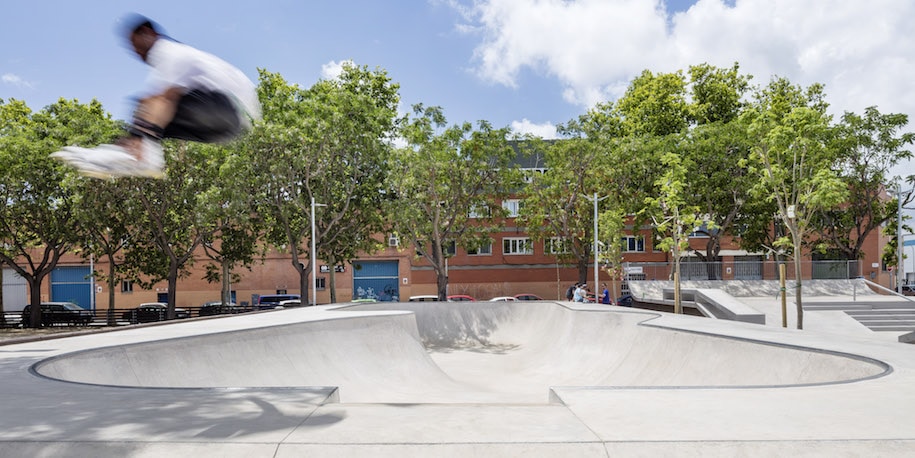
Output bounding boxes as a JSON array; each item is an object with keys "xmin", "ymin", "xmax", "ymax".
[
  {"xmin": 120, "ymin": 142, "xmax": 225, "ymax": 318},
  {"xmin": 72, "ymin": 177, "xmax": 134, "ymax": 325},
  {"xmin": 681, "ymin": 63, "xmax": 755, "ymax": 271},
  {"xmin": 248, "ymin": 65, "xmax": 400, "ymax": 303},
  {"xmin": 196, "ymin": 142, "xmax": 264, "ymax": 307},
  {"xmin": 518, "ymin": 134, "xmax": 609, "ymax": 283},
  {"xmin": 742, "ymin": 78, "xmax": 848, "ymax": 329},
  {"xmin": 388, "ymin": 104, "xmax": 519, "ymax": 300},
  {"xmin": 815, "ymin": 107, "xmax": 915, "ymax": 262},
  {"xmin": 617, "ymin": 69, "xmax": 689, "ymax": 137},
  {"xmin": 0, "ymin": 98, "xmax": 119, "ymax": 327},
  {"xmin": 641, "ymin": 146, "xmax": 704, "ymax": 314}
]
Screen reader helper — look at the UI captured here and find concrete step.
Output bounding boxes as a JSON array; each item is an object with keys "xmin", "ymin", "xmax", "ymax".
[
  {"xmin": 853, "ymin": 319, "xmax": 915, "ymax": 326},
  {"xmin": 864, "ymin": 324, "xmax": 915, "ymax": 332},
  {"xmin": 803, "ymin": 304, "xmax": 874, "ymax": 311},
  {"xmin": 846, "ymin": 311, "xmax": 915, "ymax": 318}
]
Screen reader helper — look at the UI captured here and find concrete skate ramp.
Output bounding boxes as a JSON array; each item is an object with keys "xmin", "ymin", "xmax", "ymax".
[{"xmin": 34, "ymin": 302, "xmax": 887, "ymax": 403}]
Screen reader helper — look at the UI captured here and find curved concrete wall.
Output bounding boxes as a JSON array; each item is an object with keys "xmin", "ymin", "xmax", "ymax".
[{"xmin": 35, "ymin": 302, "xmax": 887, "ymax": 403}]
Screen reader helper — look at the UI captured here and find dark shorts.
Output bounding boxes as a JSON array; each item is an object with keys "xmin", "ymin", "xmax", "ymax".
[{"xmin": 163, "ymin": 89, "xmax": 242, "ymax": 143}]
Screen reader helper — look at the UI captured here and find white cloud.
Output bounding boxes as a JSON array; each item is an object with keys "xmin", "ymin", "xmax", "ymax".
[
  {"xmin": 2, "ymin": 72, "xmax": 34, "ymax": 89},
  {"xmin": 458, "ymin": 0, "xmax": 915, "ymax": 135},
  {"xmin": 511, "ymin": 118, "xmax": 558, "ymax": 139},
  {"xmin": 320, "ymin": 59, "xmax": 354, "ymax": 80}
]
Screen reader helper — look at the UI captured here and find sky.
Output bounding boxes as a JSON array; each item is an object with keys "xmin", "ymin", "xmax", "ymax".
[{"xmin": 2, "ymin": 0, "xmax": 914, "ymax": 178}]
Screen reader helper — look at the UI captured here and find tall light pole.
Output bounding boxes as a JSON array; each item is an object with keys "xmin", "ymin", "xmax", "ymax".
[
  {"xmin": 311, "ymin": 197, "xmax": 327, "ymax": 306},
  {"xmin": 898, "ymin": 184, "xmax": 904, "ymax": 293},
  {"xmin": 584, "ymin": 193, "xmax": 608, "ymax": 296}
]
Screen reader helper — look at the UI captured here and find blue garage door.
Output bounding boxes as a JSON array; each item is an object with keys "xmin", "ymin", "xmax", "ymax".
[
  {"xmin": 51, "ymin": 266, "xmax": 92, "ymax": 310},
  {"xmin": 352, "ymin": 261, "xmax": 399, "ymax": 302}
]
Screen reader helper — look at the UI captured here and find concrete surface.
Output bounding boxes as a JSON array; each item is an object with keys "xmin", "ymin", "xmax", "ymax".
[{"xmin": 2, "ymin": 288, "xmax": 915, "ymax": 456}]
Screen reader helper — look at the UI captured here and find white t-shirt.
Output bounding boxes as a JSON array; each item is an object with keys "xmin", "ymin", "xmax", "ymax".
[{"xmin": 145, "ymin": 38, "xmax": 261, "ymax": 124}]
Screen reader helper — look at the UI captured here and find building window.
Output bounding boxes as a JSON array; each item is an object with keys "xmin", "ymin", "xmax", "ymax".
[
  {"xmin": 467, "ymin": 243, "xmax": 492, "ymax": 256},
  {"xmin": 621, "ymin": 235, "xmax": 645, "ymax": 253},
  {"xmin": 502, "ymin": 199, "xmax": 522, "ymax": 217},
  {"xmin": 121, "ymin": 280, "xmax": 133, "ymax": 293},
  {"xmin": 503, "ymin": 237, "xmax": 533, "ymax": 255},
  {"xmin": 315, "ymin": 278, "xmax": 326, "ymax": 290},
  {"xmin": 469, "ymin": 205, "xmax": 491, "ymax": 219},
  {"xmin": 546, "ymin": 237, "xmax": 570, "ymax": 254},
  {"xmin": 688, "ymin": 221, "xmax": 715, "ymax": 238}
]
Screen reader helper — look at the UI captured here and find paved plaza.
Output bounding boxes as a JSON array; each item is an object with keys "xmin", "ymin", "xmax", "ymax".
[{"xmin": 2, "ymin": 281, "xmax": 914, "ymax": 457}]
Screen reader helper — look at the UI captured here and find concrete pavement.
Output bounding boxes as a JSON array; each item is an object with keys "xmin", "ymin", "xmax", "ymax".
[{"xmin": 2, "ymin": 292, "xmax": 915, "ymax": 456}]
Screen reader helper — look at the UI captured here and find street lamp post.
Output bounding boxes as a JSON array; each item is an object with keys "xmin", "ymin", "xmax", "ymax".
[
  {"xmin": 311, "ymin": 197, "xmax": 327, "ymax": 306},
  {"xmin": 584, "ymin": 193, "xmax": 608, "ymax": 297},
  {"xmin": 898, "ymin": 184, "xmax": 904, "ymax": 293}
]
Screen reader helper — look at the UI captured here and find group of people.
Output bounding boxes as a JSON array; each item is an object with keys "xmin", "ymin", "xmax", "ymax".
[{"xmin": 566, "ymin": 282, "xmax": 614, "ymax": 304}]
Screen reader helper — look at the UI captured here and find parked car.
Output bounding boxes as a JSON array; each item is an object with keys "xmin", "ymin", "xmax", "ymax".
[
  {"xmin": 513, "ymin": 294, "xmax": 543, "ymax": 301},
  {"xmin": 488, "ymin": 296, "xmax": 517, "ymax": 302},
  {"xmin": 408, "ymin": 295, "xmax": 440, "ymax": 302},
  {"xmin": 198, "ymin": 301, "xmax": 243, "ymax": 316},
  {"xmin": 122, "ymin": 303, "xmax": 190, "ymax": 324},
  {"xmin": 277, "ymin": 299, "xmax": 304, "ymax": 307},
  {"xmin": 447, "ymin": 295, "xmax": 476, "ymax": 302},
  {"xmin": 21, "ymin": 302, "xmax": 94, "ymax": 328},
  {"xmin": 256, "ymin": 294, "xmax": 300, "ymax": 310}
]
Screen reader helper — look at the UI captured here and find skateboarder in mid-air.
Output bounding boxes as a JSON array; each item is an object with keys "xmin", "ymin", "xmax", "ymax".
[{"xmin": 53, "ymin": 14, "xmax": 261, "ymax": 178}]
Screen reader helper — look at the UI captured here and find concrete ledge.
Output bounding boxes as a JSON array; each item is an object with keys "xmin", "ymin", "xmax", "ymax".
[
  {"xmin": 663, "ymin": 288, "xmax": 766, "ymax": 324},
  {"xmin": 899, "ymin": 330, "xmax": 915, "ymax": 344}
]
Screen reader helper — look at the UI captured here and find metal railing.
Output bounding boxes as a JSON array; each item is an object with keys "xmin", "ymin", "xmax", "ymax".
[{"xmin": 622, "ymin": 260, "xmax": 863, "ymax": 283}]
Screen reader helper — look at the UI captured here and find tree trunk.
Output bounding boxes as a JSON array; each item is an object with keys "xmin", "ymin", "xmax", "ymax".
[
  {"xmin": 577, "ymin": 259, "xmax": 588, "ymax": 285},
  {"xmin": 436, "ymin": 268, "xmax": 448, "ymax": 301},
  {"xmin": 0, "ymin": 273, "xmax": 5, "ymax": 326},
  {"xmin": 107, "ymin": 255, "xmax": 117, "ymax": 326},
  {"xmin": 221, "ymin": 259, "xmax": 232, "ymax": 306},
  {"xmin": 794, "ymin": 249, "xmax": 804, "ymax": 330},
  {"xmin": 329, "ymin": 267, "xmax": 337, "ymax": 303},
  {"xmin": 167, "ymin": 263, "xmax": 179, "ymax": 320},
  {"xmin": 28, "ymin": 277, "xmax": 43, "ymax": 328}
]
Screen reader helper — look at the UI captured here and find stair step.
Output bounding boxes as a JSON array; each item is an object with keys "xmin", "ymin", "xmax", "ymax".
[
  {"xmin": 845, "ymin": 310, "xmax": 915, "ymax": 320},
  {"xmin": 865, "ymin": 325, "xmax": 915, "ymax": 332}
]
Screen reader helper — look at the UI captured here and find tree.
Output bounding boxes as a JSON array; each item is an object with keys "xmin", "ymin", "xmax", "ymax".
[
  {"xmin": 815, "ymin": 107, "xmax": 915, "ymax": 263},
  {"xmin": 197, "ymin": 142, "xmax": 264, "ymax": 307},
  {"xmin": 641, "ymin": 146, "xmax": 705, "ymax": 314},
  {"xmin": 72, "ymin": 178, "xmax": 134, "ymax": 325},
  {"xmin": 249, "ymin": 65, "xmax": 400, "ymax": 304},
  {"xmin": 388, "ymin": 104, "xmax": 519, "ymax": 300},
  {"xmin": 310, "ymin": 64, "xmax": 400, "ymax": 302},
  {"xmin": 519, "ymin": 136, "xmax": 608, "ymax": 284},
  {"xmin": 742, "ymin": 78, "xmax": 848, "ymax": 329},
  {"xmin": 0, "ymin": 98, "xmax": 119, "ymax": 327},
  {"xmin": 681, "ymin": 64, "xmax": 755, "ymax": 274},
  {"xmin": 121, "ymin": 141, "xmax": 222, "ymax": 318}
]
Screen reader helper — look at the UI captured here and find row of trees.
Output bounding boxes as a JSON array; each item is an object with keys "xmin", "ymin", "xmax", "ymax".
[
  {"xmin": 518, "ymin": 63, "xmax": 914, "ymax": 328},
  {"xmin": 1, "ymin": 62, "xmax": 912, "ymax": 329}
]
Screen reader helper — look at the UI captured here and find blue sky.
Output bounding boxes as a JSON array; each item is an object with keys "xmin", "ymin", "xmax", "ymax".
[{"xmin": 2, "ymin": 0, "xmax": 914, "ymax": 178}]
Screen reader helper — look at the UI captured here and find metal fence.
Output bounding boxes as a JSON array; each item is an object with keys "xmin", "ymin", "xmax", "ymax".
[{"xmin": 622, "ymin": 260, "xmax": 863, "ymax": 283}]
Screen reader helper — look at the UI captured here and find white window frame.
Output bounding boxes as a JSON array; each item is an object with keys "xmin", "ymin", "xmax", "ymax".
[
  {"xmin": 621, "ymin": 235, "xmax": 645, "ymax": 253},
  {"xmin": 467, "ymin": 243, "xmax": 493, "ymax": 256},
  {"xmin": 502, "ymin": 199, "xmax": 522, "ymax": 218},
  {"xmin": 503, "ymin": 237, "xmax": 533, "ymax": 255},
  {"xmin": 546, "ymin": 237, "xmax": 570, "ymax": 255},
  {"xmin": 469, "ymin": 205, "xmax": 491, "ymax": 219}
]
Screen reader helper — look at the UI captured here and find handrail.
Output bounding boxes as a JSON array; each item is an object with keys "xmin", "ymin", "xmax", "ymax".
[{"xmin": 863, "ymin": 279, "xmax": 915, "ymax": 302}]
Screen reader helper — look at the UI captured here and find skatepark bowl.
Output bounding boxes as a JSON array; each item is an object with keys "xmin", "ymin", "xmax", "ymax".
[
  {"xmin": 32, "ymin": 301, "xmax": 888, "ymax": 403},
  {"xmin": 7, "ymin": 299, "xmax": 915, "ymax": 456}
]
